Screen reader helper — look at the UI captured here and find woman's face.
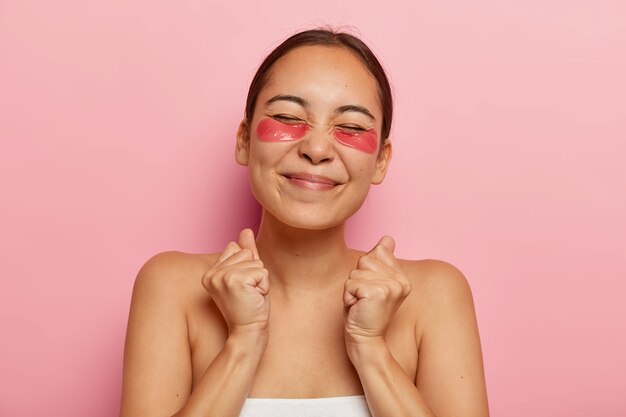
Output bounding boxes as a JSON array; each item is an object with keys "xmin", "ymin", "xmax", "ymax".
[{"xmin": 236, "ymin": 45, "xmax": 392, "ymax": 230}]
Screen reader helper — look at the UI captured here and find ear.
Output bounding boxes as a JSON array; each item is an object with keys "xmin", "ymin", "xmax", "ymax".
[
  {"xmin": 235, "ymin": 119, "xmax": 250, "ymax": 166},
  {"xmin": 371, "ymin": 138, "xmax": 392, "ymax": 184}
]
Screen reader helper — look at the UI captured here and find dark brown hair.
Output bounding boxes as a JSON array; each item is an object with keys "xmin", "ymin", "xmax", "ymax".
[{"xmin": 244, "ymin": 28, "xmax": 393, "ymax": 142}]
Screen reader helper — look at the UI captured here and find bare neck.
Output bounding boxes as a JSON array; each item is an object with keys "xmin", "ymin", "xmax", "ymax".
[{"xmin": 255, "ymin": 212, "xmax": 358, "ymax": 292}]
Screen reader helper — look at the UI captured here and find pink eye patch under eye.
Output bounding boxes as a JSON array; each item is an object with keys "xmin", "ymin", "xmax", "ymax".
[
  {"xmin": 256, "ymin": 118, "xmax": 378, "ymax": 154},
  {"xmin": 333, "ymin": 129, "xmax": 378, "ymax": 154},
  {"xmin": 256, "ymin": 118, "xmax": 308, "ymax": 142}
]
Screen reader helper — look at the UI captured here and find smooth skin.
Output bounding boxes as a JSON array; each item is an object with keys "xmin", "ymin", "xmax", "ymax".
[{"xmin": 120, "ymin": 45, "xmax": 489, "ymax": 417}]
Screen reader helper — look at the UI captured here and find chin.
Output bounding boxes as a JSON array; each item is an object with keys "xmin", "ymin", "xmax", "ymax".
[
  {"xmin": 284, "ymin": 217, "xmax": 343, "ymax": 231},
  {"xmin": 263, "ymin": 199, "xmax": 367, "ymax": 231}
]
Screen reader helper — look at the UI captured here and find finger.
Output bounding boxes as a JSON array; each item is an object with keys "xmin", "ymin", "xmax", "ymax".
[
  {"xmin": 343, "ymin": 276, "xmax": 372, "ymax": 306},
  {"xmin": 238, "ymin": 228, "xmax": 260, "ymax": 261},
  {"xmin": 378, "ymin": 235, "xmax": 395, "ymax": 254},
  {"xmin": 344, "ymin": 278, "xmax": 375, "ymax": 306},
  {"xmin": 213, "ymin": 263, "xmax": 267, "ymax": 289},
  {"xmin": 345, "ymin": 278, "xmax": 392, "ymax": 303},
  {"xmin": 217, "ymin": 241, "xmax": 243, "ymax": 264},
  {"xmin": 349, "ymin": 269, "xmax": 381, "ymax": 281},
  {"xmin": 365, "ymin": 235, "xmax": 394, "ymax": 257},
  {"xmin": 236, "ymin": 266, "xmax": 269, "ymax": 291},
  {"xmin": 203, "ymin": 260, "xmax": 263, "ymax": 290},
  {"xmin": 358, "ymin": 235, "xmax": 397, "ymax": 270},
  {"xmin": 219, "ymin": 260, "xmax": 264, "ymax": 273},
  {"xmin": 219, "ymin": 246, "xmax": 256, "ymax": 267},
  {"xmin": 255, "ymin": 271, "xmax": 270, "ymax": 295},
  {"xmin": 349, "ymin": 267, "xmax": 411, "ymax": 299},
  {"xmin": 357, "ymin": 251, "xmax": 393, "ymax": 272},
  {"xmin": 343, "ymin": 284, "xmax": 358, "ymax": 306}
]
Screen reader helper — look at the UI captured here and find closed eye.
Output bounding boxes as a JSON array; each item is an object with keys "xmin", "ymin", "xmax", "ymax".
[
  {"xmin": 337, "ymin": 125, "xmax": 366, "ymax": 132},
  {"xmin": 273, "ymin": 115, "xmax": 304, "ymax": 124}
]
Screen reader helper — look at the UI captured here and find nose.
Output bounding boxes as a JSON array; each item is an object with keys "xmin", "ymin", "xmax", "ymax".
[{"xmin": 297, "ymin": 129, "xmax": 335, "ymax": 165}]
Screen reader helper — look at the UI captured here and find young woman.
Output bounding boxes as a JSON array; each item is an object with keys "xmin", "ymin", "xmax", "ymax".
[{"xmin": 120, "ymin": 28, "xmax": 490, "ymax": 417}]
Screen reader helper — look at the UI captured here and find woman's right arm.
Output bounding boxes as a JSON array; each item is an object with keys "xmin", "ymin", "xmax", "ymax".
[{"xmin": 120, "ymin": 229, "xmax": 270, "ymax": 417}]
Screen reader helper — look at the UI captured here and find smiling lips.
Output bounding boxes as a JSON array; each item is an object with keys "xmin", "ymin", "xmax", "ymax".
[{"xmin": 282, "ymin": 172, "xmax": 341, "ymax": 191}]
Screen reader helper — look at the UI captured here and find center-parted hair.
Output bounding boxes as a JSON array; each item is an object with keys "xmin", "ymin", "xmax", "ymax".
[{"xmin": 244, "ymin": 28, "xmax": 393, "ymax": 142}]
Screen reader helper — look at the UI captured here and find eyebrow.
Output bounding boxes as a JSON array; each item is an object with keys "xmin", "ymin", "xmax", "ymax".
[
  {"xmin": 265, "ymin": 94, "xmax": 376, "ymax": 121},
  {"xmin": 265, "ymin": 94, "xmax": 308, "ymax": 108},
  {"xmin": 335, "ymin": 104, "xmax": 376, "ymax": 121}
]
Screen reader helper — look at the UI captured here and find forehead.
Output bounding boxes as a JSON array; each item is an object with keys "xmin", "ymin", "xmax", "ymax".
[{"xmin": 259, "ymin": 45, "xmax": 381, "ymax": 115}]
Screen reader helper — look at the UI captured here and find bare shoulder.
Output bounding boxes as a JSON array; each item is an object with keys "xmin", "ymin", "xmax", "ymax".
[
  {"xmin": 397, "ymin": 258, "xmax": 474, "ymax": 308},
  {"xmin": 395, "ymin": 258, "xmax": 478, "ymax": 344},
  {"xmin": 396, "ymin": 259, "xmax": 489, "ymax": 416},
  {"xmin": 121, "ymin": 251, "xmax": 222, "ymax": 417},
  {"xmin": 132, "ymin": 250, "xmax": 220, "ymax": 300}
]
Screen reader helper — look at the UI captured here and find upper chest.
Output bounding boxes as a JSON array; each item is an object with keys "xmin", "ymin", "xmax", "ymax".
[{"xmin": 186, "ymin": 286, "xmax": 419, "ymax": 396}]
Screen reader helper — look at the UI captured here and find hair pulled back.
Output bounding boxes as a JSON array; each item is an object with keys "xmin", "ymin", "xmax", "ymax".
[{"xmin": 244, "ymin": 28, "xmax": 393, "ymax": 141}]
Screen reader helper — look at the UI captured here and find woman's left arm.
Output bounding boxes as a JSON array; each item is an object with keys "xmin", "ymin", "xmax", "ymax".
[{"xmin": 344, "ymin": 238, "xmax": 489, "ymax": 417}]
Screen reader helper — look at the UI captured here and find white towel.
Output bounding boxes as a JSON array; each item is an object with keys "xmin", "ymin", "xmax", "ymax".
[{"xmin": 239, "ymin": 395, "xmax": 372, "ymax": 417}]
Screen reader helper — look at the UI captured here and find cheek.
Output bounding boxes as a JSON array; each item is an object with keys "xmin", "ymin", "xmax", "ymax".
[
  {"xmin": 256, "ymin": 118, "xmax": 308, "ymax": 142},
  {"xmin": 333, "ymin": 129, "xmax": 378, "ymax": 154}
]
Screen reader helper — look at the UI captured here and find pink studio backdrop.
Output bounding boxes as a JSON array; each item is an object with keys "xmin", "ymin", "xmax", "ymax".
[{"xmin": 1, "ymin": 1, "xmax": 624, "ymax": 416}]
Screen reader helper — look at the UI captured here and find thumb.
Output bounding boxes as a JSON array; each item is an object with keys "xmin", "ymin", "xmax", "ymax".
[
  {"xmin": 377, "ymin": 235, "xmax": 395, "ymax": 254},
  {"xmin": 238, "ymin": 228, "xmax": 260, "ymax": 260}
]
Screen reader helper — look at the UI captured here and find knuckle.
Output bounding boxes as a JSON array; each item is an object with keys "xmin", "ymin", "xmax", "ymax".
[
  {"xmin": 201, "ymin": 266, "xmax": 214, "ymax": 278},
  {"xmin": 382, "ymin": 286, "xmax": 391, "ymax": 297},
  {"xmin": 401, "ymin": 278, "xmax": 412, "ymax": 295},
  {"xmin": 373, "ymin": 285, "xmax": 389, "ymax": 298},
  {"xmin": 201, "ymin": 273, "xmax": 210, "ymax": 290},
  {"xmin": 393, "ymin": 272, "xmax": 411, "ymax": 292},
  {"xmin": 203, "ymin": 274, "xmax": 220, "ymax": 292},
  {"xmin": 222, "ymin": 272, "xmax": 240, "ymax": 286},
  {"xmin": 392, "ymin": 281, "xmax": 407, "ymax": 298},
  {"xmin": 357, "ymin": 256, "xmax": 371, "ymax": 269},
  {"xmin": 222, "ymin": 241, "xmax": 238, "ymax": 254}
]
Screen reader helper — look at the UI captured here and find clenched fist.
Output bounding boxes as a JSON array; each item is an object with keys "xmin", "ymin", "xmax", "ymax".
[
  {"xmin": 343, "ymin": 236, "xmax": 411, "ymax": 348},
  {"xmin": 201, "ymin": 228, "xmax": 270, "ymax": 334}
]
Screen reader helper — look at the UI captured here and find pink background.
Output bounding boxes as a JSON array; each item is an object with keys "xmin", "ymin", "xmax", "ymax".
[{"xmin": 1, "ymin": 1, "xmax": 625, "ymax": 416}]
